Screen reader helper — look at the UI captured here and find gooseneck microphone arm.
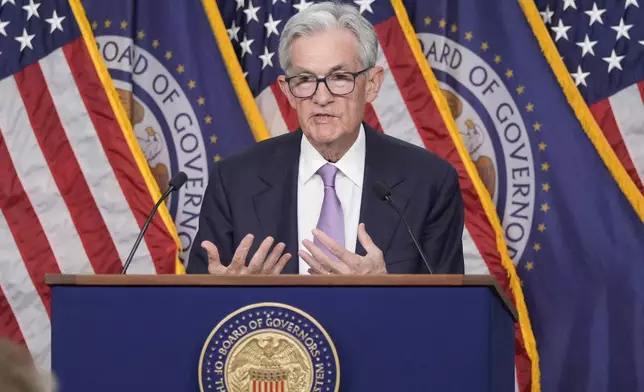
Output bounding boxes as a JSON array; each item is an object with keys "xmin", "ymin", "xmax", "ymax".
[
  {"xmin": 372, "ymin": 182, "xmax": 434, "ymax": 274},
  {"xmin": 121, "ymin": 171, "xmax": 188, "ymax": 274}
]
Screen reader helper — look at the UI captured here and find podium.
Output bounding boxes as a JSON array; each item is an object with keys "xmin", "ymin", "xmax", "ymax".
[{"xmin": 46, "ymin": 274, "xmax": 517, "ymax": 391}]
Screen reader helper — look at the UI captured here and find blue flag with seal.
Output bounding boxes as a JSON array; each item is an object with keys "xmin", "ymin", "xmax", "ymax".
[
  {"xmin": 403, "ymin": 0, "xmax": 644, "ymax": 390},
  {"xmin": 80, "ymin": 0, "xmax": 262, "ymax": 263}
]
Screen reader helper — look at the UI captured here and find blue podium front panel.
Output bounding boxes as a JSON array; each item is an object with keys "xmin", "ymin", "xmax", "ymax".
[{"xmin": 51, "ymin": 285, "xmax": 514, "ymax": 391}]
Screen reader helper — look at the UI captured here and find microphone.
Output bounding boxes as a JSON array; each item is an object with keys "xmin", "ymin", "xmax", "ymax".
[
  {"xmin": 372, "ymin": 181, "xmax": 434, "ymax": 274},
  {"xmin": 121, "ymin": 171, "xmax": 188, "ymax": 274}
]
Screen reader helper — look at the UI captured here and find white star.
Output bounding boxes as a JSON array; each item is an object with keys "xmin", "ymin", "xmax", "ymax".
[
  {"xmin": 227, "ymin": 20, "xmax": 240, "ymax": 42},
  {"xmin": 22, "ymin": 0, "xmax": 40, "ymax": 20},
  {"xmin": 272, "ymin": 0, "xmax": 286, "ymax": 3},
  {"xmin": 0, "ymin": 19, "xmax": 8, "ymax": 37},
  {"xmin": 602, "ymin": 50, "xmax": 625, "ymax": 73},
  {"xmin": 640, "ymin": 40, "xmax": 644, "ymax": 47},
  {"xmin": 551, "ymin": 19, "xmax": 571, "ymax": 42},
  {"xmin": 611, "ymin": 18, "xmax": 633, "ymax": 40},
  {"xmin": 625, "ymin": 0, "xmax": 639, "ymax": 8},
  {"xmin": 353, "ymin": 0, "xmax": 375, "ymax": 14},
  {"xmin": 293, "ymin": 0, "xmax": 312, "ymax": 12},
  {"xmin": 243, "ymin": 1, "xmax": 260, "ymax": 24},
  {"xmin": 264, "ymin": 14, "xmax": 281, "ymax": 38},
  {"xmin": 1, "ymin": 0, "xmax": 15, "ymax": 6},
  {"xmin": 235, "ymin": 0, "xmax": 244, "ymax": 11},
  {"xmin": 15, "ymin": 28, "xmax": 35, "ymax": 52},
  {"xmin": 239, "ymin": 34, "xmax": 254, "ymax": 57},
  {"xmin": 576, "ymin": 34, "xmax": 597, "ymax": 57},
  {"xmin": 540, "ymin": 5, "xmax": 554, "ymax": 24},
  {"xmin": 571, "ymin": 66, "xmax": 590, "ymax": 87},
  {"xmin": 584, "ymin": 3, "xmax": 606, "ymax": 26},
  {"xmin": 259, "ymin": 47, "xmax": 274, "ymax": 69},
  {"xmin": 45, "ymin": 10, "xmax": 65, "ymax": 33},
  {"xmin": 563, "ymin": 0, "xmax": 576, "ymax": 10}
]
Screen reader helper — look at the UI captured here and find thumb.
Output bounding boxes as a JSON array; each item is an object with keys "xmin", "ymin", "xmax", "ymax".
[
  {"xmin": 357, "ymin": 223, "xmax": 378, "ymax": 253},
  {"xmin": 202, "ymin": 241, "xmax": 222, "ymax": 269}
]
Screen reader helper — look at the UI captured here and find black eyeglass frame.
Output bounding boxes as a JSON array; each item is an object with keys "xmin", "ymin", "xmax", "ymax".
[{"xmin": 284, "ymin": 67, "xmax": 372, "ymax": 98}]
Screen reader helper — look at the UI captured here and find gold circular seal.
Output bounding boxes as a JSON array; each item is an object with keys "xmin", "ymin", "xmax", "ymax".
[{"xmin": 198, "ymin": 302, "xmax": 340, "ymax": 392}]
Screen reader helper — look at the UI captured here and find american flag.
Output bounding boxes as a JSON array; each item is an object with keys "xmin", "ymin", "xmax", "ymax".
[
  {"xmin": 0, "ymin": 0, "xmax": 179, "ymax": 369},
  {"xmin": 217, "ymin": 0, "xmax": 536, "ymax": 390},
  {"xmin": 536, "ymin": 0, "xmax": 644, "ymax": 193}
]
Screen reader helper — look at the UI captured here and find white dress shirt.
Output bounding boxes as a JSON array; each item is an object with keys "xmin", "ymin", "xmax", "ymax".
[{"xmin": 297, "ymin": 125, "xmax": 366, "ymax": 274}]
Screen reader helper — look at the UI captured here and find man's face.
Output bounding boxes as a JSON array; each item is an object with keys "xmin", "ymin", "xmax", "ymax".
[{"xmin": 278, "ymin": 28, "xmax": 383, "ymax": 147}]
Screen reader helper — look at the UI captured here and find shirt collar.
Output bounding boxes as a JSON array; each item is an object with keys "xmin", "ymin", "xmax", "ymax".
[{"xmin": 298, "ymin": 123, "xmax": 366, "ymax": 188}]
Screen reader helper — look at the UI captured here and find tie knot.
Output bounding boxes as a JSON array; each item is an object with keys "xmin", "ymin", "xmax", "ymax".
[{"xmin": 316, "ymin": 163, "xmax": 339, "ymax": 187}]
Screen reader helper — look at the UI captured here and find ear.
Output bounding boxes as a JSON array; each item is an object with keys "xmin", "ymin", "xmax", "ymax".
[
  {"xmin": 277, "ymin": 75, "xmax": 297, "ymax": 108},
  {"xmin": 365, "ymin": 66, "xmax": 384, "ymax": 104}
]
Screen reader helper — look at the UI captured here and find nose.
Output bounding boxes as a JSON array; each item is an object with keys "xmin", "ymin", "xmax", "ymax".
[{"xmin": 312, "ymin": 81, "xmax": 334, "ymax": 105}]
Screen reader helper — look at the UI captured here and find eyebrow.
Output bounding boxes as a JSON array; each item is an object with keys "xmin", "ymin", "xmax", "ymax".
[{"xmin": 291, "ymin": 64, "xmax": 350, "ymax": 75}]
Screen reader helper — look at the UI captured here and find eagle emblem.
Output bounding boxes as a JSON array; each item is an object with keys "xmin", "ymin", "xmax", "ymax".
[
  {"xmin": 199, "ymin": 303, "xmax": 340, "ymax": 392},
  {"xmin": 227, "ymin": 334, "xmax": 311, "ymax": 392}
]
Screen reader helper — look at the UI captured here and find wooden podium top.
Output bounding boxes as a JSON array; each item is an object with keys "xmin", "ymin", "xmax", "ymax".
[{"xmin": 45, "ymin": 274, "xmax": 517, "ymax": 320}]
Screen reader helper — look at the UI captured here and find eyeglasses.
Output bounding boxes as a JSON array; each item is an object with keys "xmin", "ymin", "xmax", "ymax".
[{"xmin": 284, "ymin": 68, "xmax": 371, "ymax": 98}]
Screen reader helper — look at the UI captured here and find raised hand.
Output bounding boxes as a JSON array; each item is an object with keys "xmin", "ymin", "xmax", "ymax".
[
  {"xmin": 299, "ymin": 223, "xmax": 387, "ymax": 275},
  {"xmin": 202, "ymin": 234, "xmax": 292, "ymax": 275}
]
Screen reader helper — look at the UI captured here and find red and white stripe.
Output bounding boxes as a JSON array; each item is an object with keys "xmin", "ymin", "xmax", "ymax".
[
  {"xmin": 589, "ymin": 81, "xmax": 644, "ymax": 194},
  {"xmin": 0, "ymin": 210, "xmax": 52, "ymax": 369},
  {"xmin": 251, "ymin": 379, "xmax": 286, "ymax": 392},
  {"xmin": 252, "ymin": 15, "xmax": 531, "ymax": 392},
  {"xmin": 41, "ymin": 47, "xmax": 157, "ymax": 273},
  {"xmin": 0, "ymin": 37, "xmax": 177, "ymax": 368},
  {"xmin": 61, "ymin": 39, "xmax": 177, "ymax": 274}
]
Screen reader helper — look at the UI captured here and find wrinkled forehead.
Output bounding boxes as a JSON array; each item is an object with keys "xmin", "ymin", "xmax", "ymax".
[{"xmin": 287, "ymin": 28, "xmax": 362, "ymax": 75}]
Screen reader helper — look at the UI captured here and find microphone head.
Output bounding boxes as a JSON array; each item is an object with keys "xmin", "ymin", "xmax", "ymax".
[
  {"xmin": 169, "ymin": 171, "xmax": 188, "ymax": 190},
  {"xmin": 372, "ymin": 181, "xmax": 391, "ymax": 200}
]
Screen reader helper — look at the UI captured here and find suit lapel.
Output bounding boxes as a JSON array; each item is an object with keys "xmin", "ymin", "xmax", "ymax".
[
  {"xmin": 252, "ymin": 132, "xmax": 302, "ymax": 274},
  {"xmin": 357, "ymin": 126, "xmax": 409, "ymax": 256}
]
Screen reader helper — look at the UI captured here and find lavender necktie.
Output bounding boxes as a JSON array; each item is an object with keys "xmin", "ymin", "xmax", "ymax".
[{"xmin": 314, "ymin": 163, "xmax": 344, "ymax": 260}]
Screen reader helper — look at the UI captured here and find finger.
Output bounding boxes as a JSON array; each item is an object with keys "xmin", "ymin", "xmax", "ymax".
[
  {"xmin": 270, "ymin": 253, "xmax": 292, "ymax": 275},
  {"xmin": 298, "ymin": 249, "xmax": 328, "ymax": 274},
  {"xmin": 357, "ymin": 223, "xmax": 380, "ymax": 254},
  {"xmin": 301, "ymin": 239, "xmax": 340, "ymax": 272},
  {"xmin": 304, "ymin": 236, "xmax": 356, "ymax": 274},
  {"xmin": 302, "ymin": 240, "xmax": 351, "ymax": 275},
  {"xmin": 311, "ymin": 229, "xmax": 351, "ymax": 262},
  {"xmin": 308, "ymin": 268, "xmax": 324, "ymax": 275},
  {"xmin": 229, "ymin": 234, "xmax": 254, "ymax": 273},
  {"xmin": 202, "ymin": 241, "xmax": 225, "ymax": 275},
  {"xmin": 358, "ymin": 223, "xmax": 385, "ymax": 270},
  {"xmin": 262, "ymin": 242, "xmax": 286, "ymax": 273},
  {"xmin": 244, "ymin": 236, "xmax": 274, "ymax": 275}
]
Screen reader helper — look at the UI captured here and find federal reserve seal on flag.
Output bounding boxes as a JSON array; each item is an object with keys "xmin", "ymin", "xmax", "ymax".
[
  {"xmin": 93, "ymin": 31, "xmax": 208, "ymax": 260},
  {"xmin": 83, "ymin": 13, "xmax": 214, "ymax": 262},
  {"xmin": 82, "ymin": 0, "xmax": 261, "ymax": 263},
  {"xmin": 417, "ymin": 32, "xmax": 543, "ymax": 264},
  {"xmin": 199, "ymin": 303, "xmax": 340, "ymax": 392}
]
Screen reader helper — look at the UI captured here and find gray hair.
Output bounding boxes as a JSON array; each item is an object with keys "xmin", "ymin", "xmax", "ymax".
[{"xmin": 278, "ymin": 1, "xmax": 378, "ymax": 73}]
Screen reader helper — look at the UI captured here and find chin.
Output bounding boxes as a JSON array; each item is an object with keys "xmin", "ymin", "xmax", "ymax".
[{"xmin": 308, "ymin": 123, "xmax": 343, "ymax": 145}]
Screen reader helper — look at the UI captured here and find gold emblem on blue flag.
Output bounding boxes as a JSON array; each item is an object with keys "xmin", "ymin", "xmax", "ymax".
[
  {"xmin": 199, "ymin": 303, "xmax": 340, "ymax": 392},
  {"xmin": 81, "ymin": 0, "xmax": 259, "ymax": 264},
  {"xmin": 416, "ymin": 29, "xmax": 548, "ymax": 266}
]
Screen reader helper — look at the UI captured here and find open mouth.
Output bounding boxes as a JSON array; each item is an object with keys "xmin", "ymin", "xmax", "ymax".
[{"xmin": 313, "ymin": 114, "xmax": 336, "ymax": 120}]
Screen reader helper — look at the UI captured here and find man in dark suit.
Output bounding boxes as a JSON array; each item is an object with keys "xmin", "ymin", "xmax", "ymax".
[{"xmin": 187, "ymin": 2, "xmax": 464, "ymax": 275}]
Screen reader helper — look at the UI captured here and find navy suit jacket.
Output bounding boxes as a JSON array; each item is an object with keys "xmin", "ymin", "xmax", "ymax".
[{"xmin": 187, "ymin": 124, "xmax": 465, "ymax": 274}]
